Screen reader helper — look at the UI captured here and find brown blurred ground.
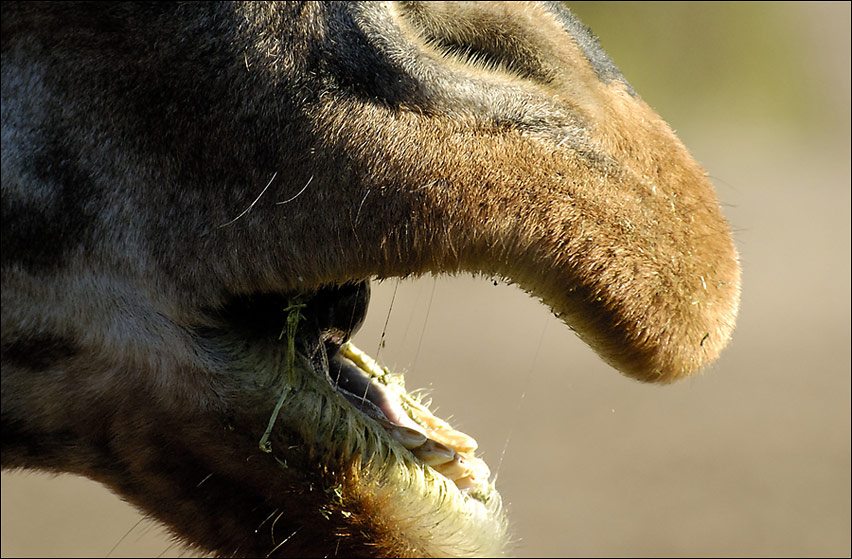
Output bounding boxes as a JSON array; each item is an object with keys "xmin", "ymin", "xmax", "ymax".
[{"xmin": 2, "ymin": 2, "xmax": 849, "ymax": 557}]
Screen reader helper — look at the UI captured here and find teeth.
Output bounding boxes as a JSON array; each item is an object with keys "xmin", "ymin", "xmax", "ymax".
[
  {"xmin": 389, "ymin": 425, "xmax": 428, "ymax": 450},
  {"xmin": 425, "ymin": 428, "xmax": 478, "ymax": 454},
  {"xmin": 405, "ymin": 400, "xmax": 454, "ymax": 431},
  {"xmin": 434, "ymin": 453, "xmax": 492, "ymax": 491},
  {"xmin": 412, "ymin": 439, "xmax": 455, "ymax": 466},
  {"xmin": 341, "ymin": 342, "xmax": 491, "ymax": 492},
  {"xmin": 453, "ymin": 475, "xmax": 479, "ymax": 491},
  {"xmin": 385, "ymin": 424, "xmax": 490, "ymax": 491},
  {"xmin": 339, "ymin": 342, "xmax": 388, "ymax": 379},
  {"xmin": 403, "ymin": 399, "xmax": 479, "ymax": 453},
  {"xmin": 464, "ymin": 455, "xmax": 491, "ymax": 483},
  {"xmin": 433, "ymin": 454, "xmax": 467, "ymax": 479}
]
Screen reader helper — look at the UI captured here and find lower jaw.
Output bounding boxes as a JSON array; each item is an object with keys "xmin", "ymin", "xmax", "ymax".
[
  {"xmin": 241, "ymin": 282, "xmax": 495, "ymax": 492},
  {"xmin": 268, "ymin": 341, "xmax": 508, "ymax": 557},
  {"xmin": 215, "ymin": 283, "xmax": 507, "ymax": 554}
]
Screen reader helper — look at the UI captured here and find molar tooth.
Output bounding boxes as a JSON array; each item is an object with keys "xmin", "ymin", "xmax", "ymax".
[
  {"xmin": 434, "ymin": 454, "xmax": 468, "ymax": 480},
  {"xmin": 404, "ymin": 403, "xmax": 479, "ymax": 452},
  {"xmin": 453, "ymin": 475, "xmax": 479, "ymax": 491},
  {"xmin": 466, "ymin": 456, "xmax": 491, "ymax": 482},
  {"xmin": 410, "ymin": 409, "xmax": 453, "ymax": 432},
  {"xmin": 426, "ymin": 429, "xmax": 478, "ymax": 453},
  {"xmin": 390, "ymin": 425, "xmax": 428, "ymax": 449},
  {"xmin": 412, "ymin": 439, "xmax": 455, "ymax": 466}
]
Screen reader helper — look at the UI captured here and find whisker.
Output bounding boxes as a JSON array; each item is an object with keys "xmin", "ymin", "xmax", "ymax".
[
  {"xmin": 410, "ymin": 277, "xmax": 438, "ymax": 377},
  {"xmin": 276, "ymin": 175, "xmax": 313, "ymax": 205},
  {"xmin": 266, "ymin": 528, "xmax": 299, "ymax": 558},
  {"xmin": 107, "ymin": 517, "xmax": 146, "ymax": 557},
  {"xmin": 375, "ymin": 278, "xmax": 400, "ymax": 362},
  {"xmin": 218, "ymin": 171, "xmax": 278, "ymax": 227},
  {"xmin": 496, "ymin": 314, "xmax": 549, "ymax": 481}
]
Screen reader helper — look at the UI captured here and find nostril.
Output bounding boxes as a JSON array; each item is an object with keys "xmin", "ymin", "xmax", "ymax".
[{"xmin": 394, "ymin": 2, "xmax": 556, "ymax": 84}]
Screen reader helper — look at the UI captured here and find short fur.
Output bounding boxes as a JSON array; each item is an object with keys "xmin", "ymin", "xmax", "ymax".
[{"xmin": 1, "ymin": 2, "xmax": 740, "ymax": 557}]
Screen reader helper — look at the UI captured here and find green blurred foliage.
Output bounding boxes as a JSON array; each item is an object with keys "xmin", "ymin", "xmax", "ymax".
[{"xmin": 568, "ymin": 2, "xmax": 849, "ymax": 139}]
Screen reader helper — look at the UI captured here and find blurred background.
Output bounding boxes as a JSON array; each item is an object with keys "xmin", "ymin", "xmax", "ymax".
[{"xmin": 2, "ymin": 2, "xmax": 849, "ymax": 557}]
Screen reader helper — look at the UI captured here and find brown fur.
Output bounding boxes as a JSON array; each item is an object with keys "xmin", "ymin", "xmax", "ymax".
[{"xmin": 1, "ymin": 2, "xmax": 740, "ymax": 557}]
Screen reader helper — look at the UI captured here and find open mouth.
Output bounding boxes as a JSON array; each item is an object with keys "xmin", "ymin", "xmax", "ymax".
[
  {"xmin": 335, "ymin": 342, "xmax": 491, "ymax": 492},
  {"xmin": 301, "ymin": 281, "xmax": 493, "ymax": 493},
  {"xmin": 216, "ymin": 280, "xmax": 496, "ymax": 498},
  {"xmin": 208, "ymin": 280, "xmax": 507, "ymax": 556}
]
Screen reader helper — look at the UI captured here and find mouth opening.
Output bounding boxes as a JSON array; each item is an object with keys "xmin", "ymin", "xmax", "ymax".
[{"xmin": 218, "ymin": 280, "xmax": 493, "ymax": 495}]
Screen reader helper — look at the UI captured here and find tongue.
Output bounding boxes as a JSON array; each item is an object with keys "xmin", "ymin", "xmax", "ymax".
[{"xmin": 330, "ymin": 355, "xmax": 427, "ymax": 435}]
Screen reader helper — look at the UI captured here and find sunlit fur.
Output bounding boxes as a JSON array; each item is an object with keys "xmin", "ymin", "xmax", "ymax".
[{"xmin": 1, "ymin": 2, "xmax": 739, "ymax": 557}]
